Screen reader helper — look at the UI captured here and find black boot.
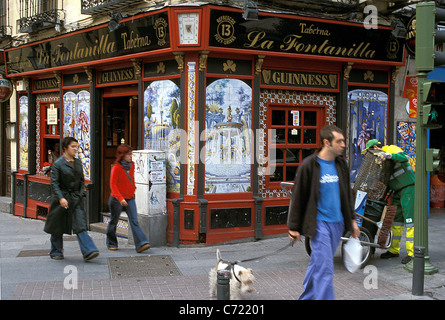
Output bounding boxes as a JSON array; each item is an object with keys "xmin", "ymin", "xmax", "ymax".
[{"xmin": 380, "ymin": 251, "xmax": 399, "ymax": 259}]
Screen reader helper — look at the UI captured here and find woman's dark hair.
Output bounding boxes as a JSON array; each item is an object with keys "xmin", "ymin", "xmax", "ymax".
[
  {"xmin": 319, "ymin": 125, "xmax": 344, "ymax": 146},
  {"xmin": 61, "ymin": 136, "xmax": 78, "ymax": 152},
  {"xmin": 115, "ymin": 144, "xmax": 133, "ymax": 163}
]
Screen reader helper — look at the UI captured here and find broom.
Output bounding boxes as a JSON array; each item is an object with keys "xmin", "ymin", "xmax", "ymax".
[{"xmin": 376, "ymin": 205, "xmax": 397, "ymax": 248}]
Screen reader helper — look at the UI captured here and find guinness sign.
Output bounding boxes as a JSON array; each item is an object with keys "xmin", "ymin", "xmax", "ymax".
[
  {"xmin": 262, "ymin": 69, "xmax": 338, "ymax": 90},
  {"xmin": 34, "ymin": 78, "xmax": 59, "ymax": 91},
  {"xmin": 97, "ymin": 68, "xmax": 135, "ymax": 84}
]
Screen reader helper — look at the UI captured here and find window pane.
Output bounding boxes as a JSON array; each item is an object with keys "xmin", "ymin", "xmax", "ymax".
[
  {"xmin": 303, "ymin": 129, "xmax": 316, "ymax": 144},
  {"xmin": 275, "ymin": 129, "xmax": 286, "ymax": 144},
  {"xmin": 270, "ymin": 166, "xmax": 283, "ymax": 181},
  {"xmin": 288, "ymin": 129, "xmax": 300, "ymax": 144},
  {"xmin": 271, "ymin": 148, "xmax": 284, "ymax": 164},
  {"xmin": 286, "ymin": 148, "xmax": 300, "ymax": 163},
  {"xmin": 286, "ymin": 166, "xmax": 298, "ymax": 181},
  {"xmin": 302, "ymin": 148, "xmax": 315, "ymax": 159},
  {"xmin": 272, "ymin": 110, "xmax": 285, "ymax": 125},
  {"xmin": 304, "ymin": 111, "xmax": 317, "ymax": 126}
]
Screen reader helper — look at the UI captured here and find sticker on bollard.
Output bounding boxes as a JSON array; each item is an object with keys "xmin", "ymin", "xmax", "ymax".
[{"xmin": 217, "ymin": 269, "xmax": 231, "ymax": 300}]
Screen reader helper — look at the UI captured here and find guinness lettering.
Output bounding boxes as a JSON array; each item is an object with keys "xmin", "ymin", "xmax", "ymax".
[
  {"xmin": 98, "ymin": 68, "xmax": 135, "ymax": 84},
  {"xmin": 262, "ymin": 69, "xmax": 338, "ymax": 90},
  {"xmin": 35, "ymin": 78, "xmax": 59, "ymax": 90}
]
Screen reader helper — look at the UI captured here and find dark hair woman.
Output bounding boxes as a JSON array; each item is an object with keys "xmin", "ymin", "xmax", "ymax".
[
  {"xmin": 107, "ymin": 144, "xmax": 151, "ymax": 253},
  {"xmin": 44, "ymin": 136, "xmax": 99, "ymax": 261}
]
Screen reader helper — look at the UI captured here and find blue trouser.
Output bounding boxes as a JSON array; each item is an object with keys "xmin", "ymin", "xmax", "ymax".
[
  {"xmin": 107, "ymin": 196, "xmax": 150, "ymax": 251},
  {"xmin": 299, "ymin": 220, "xmax": 344, "ymax": 300},
  {"xmin": 50, "ymin": 231, "xmax": 98, "ymax": 258}
]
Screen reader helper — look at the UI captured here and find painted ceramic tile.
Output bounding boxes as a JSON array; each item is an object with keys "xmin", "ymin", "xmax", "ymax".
[
  {"xmin": 19, "ymin": 96, "xmax": 29, "ymax": 170},
  {"xmin": 144, "ymin": 79, "xmax": 181, "ymax": 193},
  {"xmin": 205, "ymin": 78, "xmax": 252, "ymax": 193},
  {"xmin": 396, "ymin": 121, "xmax": 416, "ymax": 171},
  {"xmin": 347, "ymin": 89, "xmax": 388, "ymax": 183},
  {"xmin": 63, "ymin": 90, "xmax": 91, "ymax": 179}
]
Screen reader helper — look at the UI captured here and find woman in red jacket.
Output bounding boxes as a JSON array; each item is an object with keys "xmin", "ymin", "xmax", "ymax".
[{"xmin": 107, "ymin": 144, "xmax": 151, "ymax": 253}]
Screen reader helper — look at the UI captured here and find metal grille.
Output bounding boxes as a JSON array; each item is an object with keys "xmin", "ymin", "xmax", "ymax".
[
  {"xmin": 108, "ymin": 255, "xmax": 182, "ymax": 279},
  {"xmin": 353, "ymin": 150, "xmax": 393, "ymax": 200},
  {"xmin": 18, "ymin": 0, "xmax": 62, "ymax": 33}
]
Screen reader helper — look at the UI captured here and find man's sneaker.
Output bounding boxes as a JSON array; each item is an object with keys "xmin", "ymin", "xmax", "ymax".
[
  {"xmin": 380, "ymin": 251, "xmax": 399, "ymax": 259},
  {"xmin": 136, "ymin": 243, "xmax": 151, "ymax": 253},
  {"xmin": 401, "ymin": 255, "xmax": 412, "ymax": 264},
  {"xmin": 84, "ymin": 251, "xmax": 99, "ymax": 261}
]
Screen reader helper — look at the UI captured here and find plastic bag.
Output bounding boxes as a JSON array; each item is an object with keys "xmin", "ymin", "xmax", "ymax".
[{"xmin": 343, "ymin": 237, "xmax": 362, "ymax": 273}]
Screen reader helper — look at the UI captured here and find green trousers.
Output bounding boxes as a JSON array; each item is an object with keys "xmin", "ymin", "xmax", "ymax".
[{"xmin": 388, "ymin": 185, "xmax": 414, "ymax": 257}]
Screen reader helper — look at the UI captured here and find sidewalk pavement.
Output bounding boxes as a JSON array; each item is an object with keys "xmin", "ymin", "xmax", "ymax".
[{"xmin": 1, "ymin": 209, "xmax": 445, "ymax": 301}]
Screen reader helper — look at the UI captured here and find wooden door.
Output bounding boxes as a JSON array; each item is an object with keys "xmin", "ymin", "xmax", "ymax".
[{"xmin": 101, "ymin": 95, "xmax": 138, "ymax": 211}]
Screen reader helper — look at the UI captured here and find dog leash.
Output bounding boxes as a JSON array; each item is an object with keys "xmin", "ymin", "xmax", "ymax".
[{"xmin": 232, "ymin": 239, "xmax": 295, "ymax": 265}]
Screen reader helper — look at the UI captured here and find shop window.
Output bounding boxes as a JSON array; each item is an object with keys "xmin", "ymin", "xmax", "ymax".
[
  {"xmin": 40, "ymin": 102, "xmax": 60, "ymax": 172},
  {"xmin": 265, "ymin": 206, "xmax": 289, "ymax": 225},
  {"xmin": 210, "ymin": 207, "xmax": 251, "ymax": 229},
  {"xmin": 267, "ymin": 105, "xmax": 323, "ymax": 187},
  {"xmin": 184, "ymin": 209, "xmax": 194, "ymax": 230}
]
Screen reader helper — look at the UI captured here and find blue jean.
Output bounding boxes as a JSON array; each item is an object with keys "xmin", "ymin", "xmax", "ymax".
[
  {"xmin": 299, "ymin": 220, "xmax": 344, "ymax": 300},
  {"xmin": 107, "ymin": 196, "xmax": 150, "ymax": 251},
  {"xmin": 50, "ymin": 232, "xmax": 98, "ymax": 258}
]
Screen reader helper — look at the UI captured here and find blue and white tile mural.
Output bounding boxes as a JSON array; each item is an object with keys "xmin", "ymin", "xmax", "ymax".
[
  {"xmin": 63, "ymin": 90, "xmax": 91, "ymax": 180},
  {"xmin": 347, "ymin": 89, "xmax": 388, "ymax": 183},
  {"xmin": 205, "ymin": 78, "xmax": 252, "ymax": 193},
  {"xmin": 144, "ymin": 79, "xmax": 181, "ymax": 193}
]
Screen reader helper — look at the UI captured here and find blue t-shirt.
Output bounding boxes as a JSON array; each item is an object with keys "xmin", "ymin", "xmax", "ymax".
[{"xmin": 317, "ymin": 157, "xmax": 343, "ymax": 223}]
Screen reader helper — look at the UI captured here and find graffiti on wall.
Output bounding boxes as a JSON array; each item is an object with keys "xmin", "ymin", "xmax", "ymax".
[{"xmin": 396, "ymin": 121, "xmax": 416, "ymax": 172}]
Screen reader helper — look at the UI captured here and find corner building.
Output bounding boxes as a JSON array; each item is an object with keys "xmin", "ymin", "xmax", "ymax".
[{"xmin": 6, "ymin": 4, "xmax": 405, "ymax": 245}]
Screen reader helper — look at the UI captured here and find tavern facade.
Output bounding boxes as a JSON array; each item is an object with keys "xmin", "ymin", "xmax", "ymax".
[{"xmin": 2, "ymin": 2, "xmax": 405, "ymax": 244}]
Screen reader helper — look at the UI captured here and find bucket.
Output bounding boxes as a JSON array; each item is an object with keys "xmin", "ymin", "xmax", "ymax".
[
  {"xmin": 362, "ymin": 199, "xmax": 387, "ymax": 236},
  {"xmin": 431, "ymin": 174, "xmax": 445, "ymax": 208}
]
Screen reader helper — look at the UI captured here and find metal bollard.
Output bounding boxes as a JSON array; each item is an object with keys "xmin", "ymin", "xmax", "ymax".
[
  {"xmin": 412, "ymin": 246, "xmax": 425, "ymax": 296},
  {"xmin": 217, "ymin": 269, "xmax": 231, "ymax": 300}
]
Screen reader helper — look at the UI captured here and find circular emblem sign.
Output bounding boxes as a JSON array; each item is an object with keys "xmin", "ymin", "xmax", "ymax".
[
  {"xmin": 0, "ymin": 72, "xmax": 13, "ymax": 103},
  {"xmin": 405, "ymin": 15, "xmax": 416, "ymax": 56}
]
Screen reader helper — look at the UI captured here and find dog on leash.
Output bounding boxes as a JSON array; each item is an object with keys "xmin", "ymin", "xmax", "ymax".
[{"xmin": 209, "ymin": 249, "xmax": 255, "ymax": 300}]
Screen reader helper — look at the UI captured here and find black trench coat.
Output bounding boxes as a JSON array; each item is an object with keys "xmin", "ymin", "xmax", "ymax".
[{"xmin": 43, "ymin": 157, "xmax": 87, "ymax": 235}]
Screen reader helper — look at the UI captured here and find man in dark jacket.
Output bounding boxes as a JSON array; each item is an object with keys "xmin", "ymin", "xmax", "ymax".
[{"xmin": 287, "ymin": 125, "xmax": 359, "ymax": 300}]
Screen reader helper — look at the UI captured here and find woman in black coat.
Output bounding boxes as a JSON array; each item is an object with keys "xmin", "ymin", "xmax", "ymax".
[{"xmin": 44, "ymin": 137, "xmax": 99, "ymax": 261}]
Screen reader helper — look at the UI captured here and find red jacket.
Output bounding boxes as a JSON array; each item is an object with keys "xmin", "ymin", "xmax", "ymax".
[{"xmin": 110, "ymin": 162, "xmax": 136, "ymax": 202}]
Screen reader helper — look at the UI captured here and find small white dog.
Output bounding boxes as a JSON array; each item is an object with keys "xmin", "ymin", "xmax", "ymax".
[{"xmin": 209, "ymin": 249, "xmax": 255, "ymax": 300}]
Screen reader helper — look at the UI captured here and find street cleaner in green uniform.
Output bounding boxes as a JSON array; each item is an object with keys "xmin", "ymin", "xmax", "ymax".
[{"xmin": 364, "ymin": 139, "xmax": 415, "ymax": 264}]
